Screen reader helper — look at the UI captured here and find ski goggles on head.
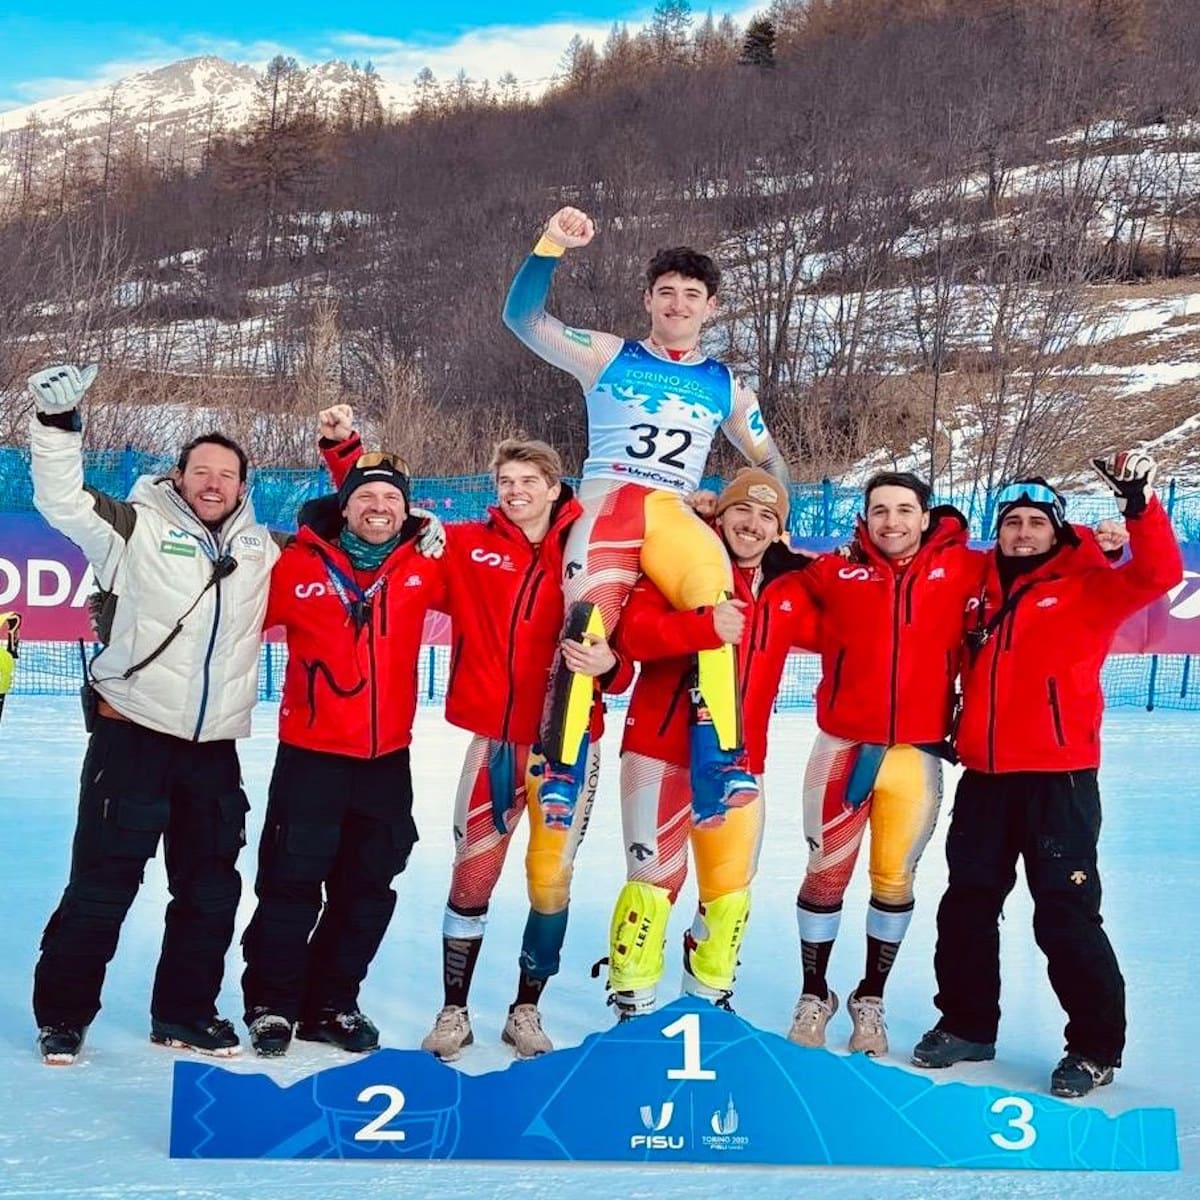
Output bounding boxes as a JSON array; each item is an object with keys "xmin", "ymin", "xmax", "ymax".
[
  {"xmin": 994, "ymin": 480, "xmax": 1066, "ymax": 529},
  {"xmin": 356, "ymin": 451, "xmax": 411, "ymax": 475}
]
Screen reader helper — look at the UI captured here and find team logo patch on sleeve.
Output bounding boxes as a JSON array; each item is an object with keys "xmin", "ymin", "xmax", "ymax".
[
  {"xmin": 745, "ymin": 404, "xmax": 767, "ymax": 443},
  {"xmin": 564, "ymin": 327, "xmax": 593, "ymax": 346}
]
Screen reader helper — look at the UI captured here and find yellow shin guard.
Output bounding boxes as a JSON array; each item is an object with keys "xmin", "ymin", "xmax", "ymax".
[
  {"xmin": 685, "ymin": 888, "xmax": 750, "ymax": 993},
  {"xmin": 608, "ymin": 881, "xmax": 672, "ymax": 992}
]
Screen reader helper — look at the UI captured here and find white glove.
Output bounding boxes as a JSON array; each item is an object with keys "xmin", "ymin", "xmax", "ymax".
[
  {"xmin": 411, "ymin": 507, "xmax": 446, "ymax": 559},
  {"xmin": 28, "ymin": 363, "xmax": 98, "ymax": 413},
  {"xmin": 1091, "ymin": 449, "xmax": 1157, "ymax": 519}
]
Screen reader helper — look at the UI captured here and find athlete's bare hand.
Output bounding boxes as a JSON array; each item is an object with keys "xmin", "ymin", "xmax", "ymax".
[
  {"xmin": 1094, "ymin": 517, "xmax": 1129, "ymax": 555},
  {"xmin": 561, "ymin": 632, "xmax": 616, "ymax": 677},
  {"xmin": 713, "ymin": 598, "xmax": 747, "ymax": 644},
  {"xmin": 544, "ymin": 207, "xmax": 595, "ymax": 249},
  {"xmin": 688, "ymin": 489, "xmax": 719, "ymax": 519},
  {"xmin": 318, "ymin": 404, "xmax": 354, "ymax": 442}
]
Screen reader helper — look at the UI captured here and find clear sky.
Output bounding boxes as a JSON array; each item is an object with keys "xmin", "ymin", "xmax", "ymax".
[{"xmin": 0, "ymin": 4, "xmax": 755, "ymax": 112}]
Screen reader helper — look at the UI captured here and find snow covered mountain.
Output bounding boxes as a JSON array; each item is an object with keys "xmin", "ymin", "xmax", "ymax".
[{"xmin": 0, "ymin": 56, "xmax": 412, "ymax": 173}]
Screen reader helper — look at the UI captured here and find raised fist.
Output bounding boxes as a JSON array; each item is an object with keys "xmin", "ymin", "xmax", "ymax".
[
  {"xmin": 28, "ymin": 363, "xmax": 98, "ymax": 413},
  {"xmin": 1093, "ymin": 518, "xmax": 1130, "ymax": 556},
  {"xmin": 688, "ymin": 488, "xmax": 719, "ymax": 519},
  {"xmin": 543, "ymin": 207, "xmax": 595, "ymax": 250},
  {"xmin": 1091, "ymin": 449, "xmax": 1157, "ymax": 519},
  {"xmin": 318, "ymin": 403, "xmax": 354, "ymax": 442}
]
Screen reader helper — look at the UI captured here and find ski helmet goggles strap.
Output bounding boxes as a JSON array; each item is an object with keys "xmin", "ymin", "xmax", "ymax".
[
  {"xmin": 337, "ymin": 451, "xmax": 412, "ymax": 509},
  {"xmin": 357, "ymin": 451, "xmax": 411, "ymax": 475},
  {"xmin": 994, "ymin": 480, "xmax": 1066, "ymax": 530}
]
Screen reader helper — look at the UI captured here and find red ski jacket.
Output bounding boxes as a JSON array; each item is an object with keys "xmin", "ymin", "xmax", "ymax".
[
  {"xmin": 441, "ymin": 497, "xmax": 630, "ymax": 743},
  {"xmin": 955, "ymin": 497, "xmax": 1182, "ymax": 774},
  {"xmin": 324, "ymin": 435, "xmax": 629, "ymax": 745},
  {"xmin": 616, "ymin": 541, "xmax": 818, "ymax": 773},
  {"xmin": 799, "ymin": 507, "xmax": 984, "ymax": 746},
  {"xmin": 265, "ymin": 498, "xmax": 447, "ymax": 759}
]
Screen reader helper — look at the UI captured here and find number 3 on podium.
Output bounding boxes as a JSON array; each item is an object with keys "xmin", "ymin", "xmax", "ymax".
[{"xmin": 989, "ymin": 1096, "xmax": 1037, "ymax": 1151}]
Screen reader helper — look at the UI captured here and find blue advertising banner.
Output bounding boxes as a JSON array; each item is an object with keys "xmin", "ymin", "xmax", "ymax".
[{"xmin": 169, "ymin": 999, "xmax": 1177, "ymax": 1170}]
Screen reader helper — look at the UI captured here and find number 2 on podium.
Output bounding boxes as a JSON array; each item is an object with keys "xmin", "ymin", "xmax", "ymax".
[{"xmin": 662, "ymin": 1012, "xmax": 717, "ymax": 1081}]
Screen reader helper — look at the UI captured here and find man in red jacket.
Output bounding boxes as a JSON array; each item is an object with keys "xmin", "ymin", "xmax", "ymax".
[
  {"xmin": 320, "ymin": 417, "xmax": 627, "ymax": 1060},
  {"xmin": 605, "ymin": 468, "xmax": 815, "ymax": 1018},
  {"xmin": 240, "ymin": 450, "xmax": 447, "ymax": 1057},
  {"xmin": 912, "ymin": 452, "xmax": 1182, "ymax": 1098},
  {"xmin": 787, "ymin": 472, "xmax": 984, "ymax": 1057}
]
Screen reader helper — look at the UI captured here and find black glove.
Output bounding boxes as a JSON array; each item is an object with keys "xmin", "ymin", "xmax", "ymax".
[{"xmin": 1091, "ymin": 450, "xmax": 1157, "ymax": 520}]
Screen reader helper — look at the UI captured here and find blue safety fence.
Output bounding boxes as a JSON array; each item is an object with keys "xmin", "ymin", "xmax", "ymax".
[
  {"xmin": 1, "ymin": 445, "xmax": 1198, "ymax": 540},
  {"xmin": 6, "ymin": 642, "xmax": 1198, "ymax": 712}
]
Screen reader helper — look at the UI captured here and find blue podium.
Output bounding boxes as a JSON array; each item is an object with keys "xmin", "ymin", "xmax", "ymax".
[{"xmin": 170, "ymin": 997, "xmax": 1178, "ymax": 1170}]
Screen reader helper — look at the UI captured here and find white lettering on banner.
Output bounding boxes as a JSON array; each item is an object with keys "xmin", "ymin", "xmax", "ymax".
[
  {"xmin": 28, "ymin": 559, "xmax": 71, "ymax": 606},
  {"xmin": 0, "ymin": 559, "xmax": 15, "ymax": 605},
  {"xmin": 0, "ymin": 557, "xmax": 90, "ymax": 608},
  {"xmin": 1167, "ymin": 571, "xmax": 1200, "ymax": 621}
]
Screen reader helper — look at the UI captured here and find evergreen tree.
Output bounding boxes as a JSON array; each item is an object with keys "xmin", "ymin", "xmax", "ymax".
[{"xmin": 740, "ymin": 16, "xmax": 777, "ymax": 67}]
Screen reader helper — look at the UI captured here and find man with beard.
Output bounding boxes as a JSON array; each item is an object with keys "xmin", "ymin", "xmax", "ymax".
[
  {"xmin": 912, "ymin": 454, "xmax": 1182, "ymax": 1098},
  {"xmin": 28, "ymin": 363, "xmax": 278, "ymax": 1065}
]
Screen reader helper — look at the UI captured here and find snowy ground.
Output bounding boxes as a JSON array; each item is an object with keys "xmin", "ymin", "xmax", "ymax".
[{"xmin": 1, "ymin": 698, "xmax": 1197, "ymax": 1199}]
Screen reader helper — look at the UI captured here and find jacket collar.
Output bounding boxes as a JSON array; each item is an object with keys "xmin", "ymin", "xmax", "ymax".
[{"xmin": 850, "ymin": 504, "xmax": 969, "ymax": 570}]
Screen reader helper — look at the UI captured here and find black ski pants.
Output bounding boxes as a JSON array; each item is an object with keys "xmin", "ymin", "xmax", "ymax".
[
  {"xmin": 33, "ymin": 714, "xmax": 248, "ymax": 1028},
  {"xmin": 240, "ymin": 743, "xmax": 417, "ymax": 1024},
  {"xmin": 932, "ymin": 767, "xmax": 1125, "ymax": 1067}
]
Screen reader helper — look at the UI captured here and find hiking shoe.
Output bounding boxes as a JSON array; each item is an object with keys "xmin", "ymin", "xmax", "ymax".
[
  {"xmin": 420, "ymin": 1005, "xmax": 473, "ymax": 1061},
  {"xmin": 911, "ymin": 1027, "xmax": 995, "ymax": 1069},
  {"xmin": 847, "ymin": 990, "xmax": 888, "ymax": 1056},
  {"xmin": 151, "ymin": 1016, "xmax": 240, "ymax": 1057},
  {"xmin": 788, "ymin": 990, "xmax": 839, "ymax": 1048},
  {"xmin": 1050, "ymin": 1053, "xmax": 1114, "ymax": 1098},
  {"xmin": 296, "ymin": 1009, "xmax": 380, "ymax": 1054},
  {"xmin": 502, "ymin": 1003, "xmax": 553, "ymax": 1058},
  {"xmin": 247, "ymin": 1009, "xmax": 293, "ymax": 1058},
  {"xmin": 38, "ymin": 1023, "xmax": 86, "ymax": 1066}
]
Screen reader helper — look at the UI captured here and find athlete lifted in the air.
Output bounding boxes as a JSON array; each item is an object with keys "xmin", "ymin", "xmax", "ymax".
[{"xmin": 504, "ymin": 206, "xmax": 790, "ymax": 830}]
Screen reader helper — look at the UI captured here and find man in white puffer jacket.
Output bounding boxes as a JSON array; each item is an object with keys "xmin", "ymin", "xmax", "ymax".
[{"xmin": 28, "ymin": 363, "xmax": 281, "ymax": 1066}]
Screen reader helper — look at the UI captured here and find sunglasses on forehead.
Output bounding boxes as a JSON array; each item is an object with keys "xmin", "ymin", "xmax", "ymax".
[
  {"xmin": 357, "ymin": 451, "xmax": 411, "ymax": 475},
  {"xmin": 995, "ymin": 481, "xmax": 1066, "ymax": 524}
]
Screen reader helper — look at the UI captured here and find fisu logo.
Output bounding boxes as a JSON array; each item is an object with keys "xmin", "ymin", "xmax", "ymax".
[
  {"xmin": 630, "ymin": 1101, "xmax": 683, "ymax": 1151},
  {"xmin": 639, "ymin": 1102, "xmax": 674, "ymax": 1131}
]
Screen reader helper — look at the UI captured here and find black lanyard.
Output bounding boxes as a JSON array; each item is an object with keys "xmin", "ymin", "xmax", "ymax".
[{"xmin": 966, "ymin": 580, "xmax": 1037, "ymax": 662}]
